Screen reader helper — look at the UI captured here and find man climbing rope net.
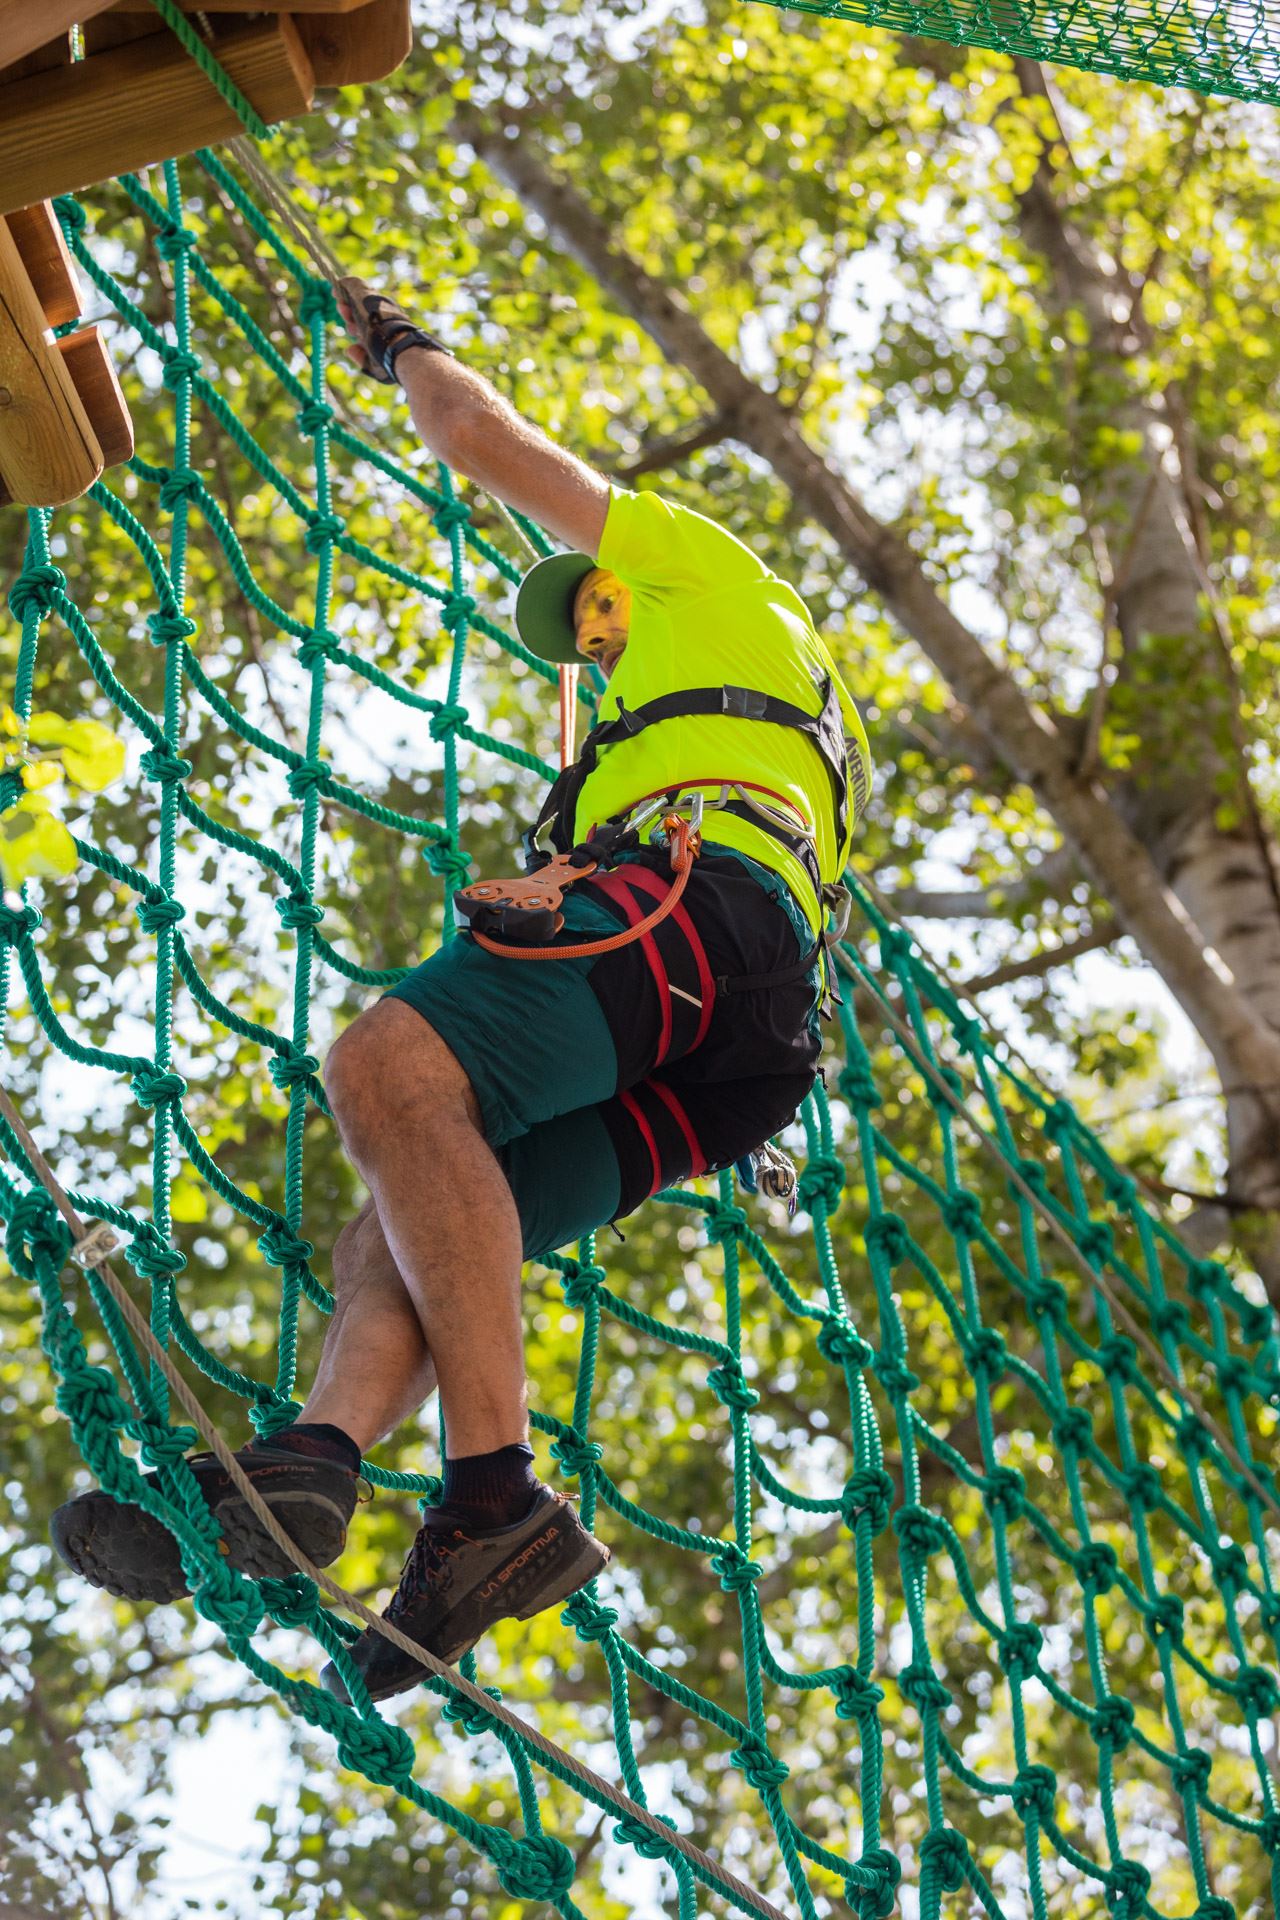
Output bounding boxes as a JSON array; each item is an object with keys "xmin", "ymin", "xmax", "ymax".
[{"xmin": 50, "ymin": 281, "xmax": 872, "ymax": 1704}]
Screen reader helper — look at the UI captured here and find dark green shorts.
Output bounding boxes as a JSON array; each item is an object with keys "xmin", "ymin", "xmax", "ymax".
[{"xmin": 384, "ymin": 846, "xmax": 821, "ymax": 1260}]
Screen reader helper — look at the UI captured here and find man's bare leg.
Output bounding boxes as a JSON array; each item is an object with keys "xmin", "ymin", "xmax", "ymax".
[
  {"xmin": 321, "ymin": 998, "xmax": 530, "ymax": 1460},
  {"xmin": 300, "ymin": 1198, "xmax": 439, "ymax": 1455}
]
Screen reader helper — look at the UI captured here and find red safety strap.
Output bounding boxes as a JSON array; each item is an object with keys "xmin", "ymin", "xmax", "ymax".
[
  {"xmin": 646, "ymin": 1079, "xmax": 707, "ymax": 1178},
  {"xmin": 605, "ymin": 863, "xmax": 717, "ymax": 1053},
  {"xmin": 589, "ymin": 869, "xmax": 673, "ymax": 1065},
  {"xmin": 619, "ymin": 1086, "xmax": 662, "ymax": 1195}
]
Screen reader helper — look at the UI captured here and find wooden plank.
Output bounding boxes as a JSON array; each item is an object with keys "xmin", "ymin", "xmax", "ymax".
[
  {"xmin": 0, "ymin": 1, "xmax": 116, "ymax": 72},
  {"xmin": 57, "ymin": 328, "xmax": 133, "ymax": 468},
  {"xmin": 5, "ymin": 203, "xmax": 83, "ymax": 330},
  {"xmin": 105, "ymin": 0, "xmax": 376, "ymax": 14},
  {"xmin": 296, "ymin": 0, "xmax": 411, "ymax": 86},
  {"xmin": 0, "ymin": 220, "xmax": 102, "ymax": 507},
  {"xmin": 0, "ymin": 16, "xmax": 315, "ymax": 218}
]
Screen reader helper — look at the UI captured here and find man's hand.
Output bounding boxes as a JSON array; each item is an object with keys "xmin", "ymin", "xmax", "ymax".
[{"xmin": 335, "ymin": 277, "xmax": 452, "ymax": 385}]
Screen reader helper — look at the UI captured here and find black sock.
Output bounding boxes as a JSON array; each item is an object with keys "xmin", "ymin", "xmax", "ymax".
[
  {"xmin": 262, "ymin": 1421, "xmax": 361, "ymax": 1472},
  {"xmin": 440, "ymin": 1443, "xmax": 538, "ymax": 1529}
]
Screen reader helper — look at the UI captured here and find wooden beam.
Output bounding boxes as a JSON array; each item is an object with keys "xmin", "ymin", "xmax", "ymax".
[
  {"xmin": 296, "ymin": 0, "xmax": 411, "ymax": 86},
  {"xmin": 5, "ymin": 202, "xmax": 82, "ymax": 330},
  {"xmin": 104, "ymin": 0, "xmax": 377, "ymax": 14},
  {"xmin": 0, "ymin": 16, "xmax": 315, "ymax": 217},
  {"xmin": 58, "ymin": 328, "xmax": 133, "ymax": 469},
  {"xmin": 0, "ymin": 219, "xmax": 102, "ymax": 507},
  {"xmin": 0, "ymin": 2, "xmax": 117, "ymax": 72}
]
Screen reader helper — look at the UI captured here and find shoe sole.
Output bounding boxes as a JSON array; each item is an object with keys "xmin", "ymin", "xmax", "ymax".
[
  {"xmin": 53, "ymin": 1487, "xmax": 353, "ymax": 1604},
  {"xmin": 353, "ymin": 1534, "xmax": 612, "ymax": 1704}
]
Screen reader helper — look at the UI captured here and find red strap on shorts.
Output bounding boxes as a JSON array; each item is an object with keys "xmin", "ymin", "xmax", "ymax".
[
  {"xmin": 619, "ymin": 1086, "xmax": 662, "ymax": 1194},
  {"xmin": 605, "ymin": 863, "xmax": 717, "ymax": 1052},
  {"xmin": 589, "ymin": 869, "xmax": 673, "ymax": 1064},
  {"xmin": 645, "ymin": 1078, "xmax": 707, "ymax": 1178}
]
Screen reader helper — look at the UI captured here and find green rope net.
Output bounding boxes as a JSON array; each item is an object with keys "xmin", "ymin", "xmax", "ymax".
[
  {"xmin": 4, "ymin": 156, "xmax": 1280, "ymax": 1920},
  {"xmin": 761, "ymin": 0, "xmax": 1280, "ymax": 108}
]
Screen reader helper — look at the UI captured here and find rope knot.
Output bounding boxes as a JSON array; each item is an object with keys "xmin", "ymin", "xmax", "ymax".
[
  {"xmin": 893, "ymin": 1502, "xmax": 945, "ymax": 1564},
  {"xmin": 55, "ymin": 1362, "xmax": 126, "ymax": 1432},
  {"xmin": 1075, "ymin": 1540, "xmax": 1118, "ymax": 1592},
  {"xmin": 123, "ymin": 1417, "xmax": 197, "ymax": 1468},
  {"xmin": 335, "ymin": 1716, "xmax": 416, "ymax": 1787},
  {"xmin": 899, "ymin": 1660, "xmax": 951, "ymax": 1714},
  {"xmin": 1011, "ymin": 1156, "xmax": 1049, "ymax": 1199},
  {"xmin": 961, "ymin": 1326, "xmax": 1007, "ymax": 1380},
  {"xmin": 1103, "ymin": 1859, "xmax": 1151, "ymax": 1917},
  {"xmin": 428, "ymin": 703, "xmax": 470, "ymax": 744},
  {"xmin": 1239, "ymin": 1299, "xmax": 1276, "ymax": 1347},
  {"xmin": 1216, "ymin": 1352, "xmax": 1253, "ymax": 1396},
  {"xmin": 796, "ymin": 1153, "xmax": 843, "ymax": 1217},
  {"xmin": 440, "ymin": 592, "xmax": 476, "ymax": 635},
  {"xmin": 549, "ymin": 1431, "xmax": 603, "ymax": 1478},
  {"xmin": 131, "ymin": 1065, "xmax": 187, "ymax": 1110},
  {"xmin": 1121, "ymin": 1463, "xmax": 1163, "ymax": 1511},
  {"xmin": 841, "ymin": 1467, "xmax": 894, "ymax": 1535},
  {"xmin": 192, "ymin": 1560, "xmax": 264, "ymax": 1638},
  {"xmin": 1090, "ymin": 1694, "xmax": 1135, "ymax": 1751},
  {"xmin": 705, "ymin": 1203, "xmax": 747, "ymax": 1246},
  {"xmin": 730, "ymin": 1738, "xmax": 790, "ymax": 1791},
  {"xmin": 1051, "ymin": 1404, "xmax": 1093, "ymax": 1453},
  {"xmin": 1193, "ymin": 1901, "xmax": 1235, "ymax": 1920},
  {"xmin": 147, "ymin": 608, "xmax": 198, "ymax": 647},
  {"xmin": 155, "ymin": 221, "xmax": 197, "ymax": 259},
  {"xmin": 1023, "ymin": 1275, "xmax": 1068, "ymax": 1325},
  {"xmin": 1011, "ymin": 1763, "xmax": 1057, "ymax": 1823},
  {"xmin": 249, "ymin": 1396, "xmax": 306, "ymax": 1439},
  {"xmin": 1186, "ymin": 1258, "xmax": 1230, "ymax": 1300},
  {"xmin": 997, "ymin": 1621, "xmax": 1043, "ymax": 1678},
  {"xmin": 561, "ymin": 1590, "xmax": 618, "ymax": 1642},
  {"xmin": 304, "ymin": 513, "xmax": 343, "ymax": 555},
  {"xmin": 1076, "ymin": 1218, "xmax": 1113, "ymax": 1266},
  {"xmin": 940, "ymin": 1187, "xmax": 983, "ymax": 1238},
  {"xmin": 432, "ymin": 500, "xmax": 472, "ymax": 534},
  {"xmin": 706, "ymin": 1359, "xmax": 760, "ymax": 1413},
  {"xmin": 1150, "ymin": 1297, "xmax": 1189, "ymax": 1341},
  {"xmin": 299, "ymin": 279, "xmax": 336, "ymax": 326},
  {"xmin": 878, "ymin": 925, "xmax": 912, "ymax": 964},
  {"xmin": 873, "ymin": 1352, "xmax": 920, "ymax": 1397},
  {"xmin": 136, "ymin": 893, "xmax": 186, "ymax": 933},
  {"xmin": 1212, "ymin": 1536, "xmax": 1251, "ymax": 1597},
  {"xmin": 268, "ymin": 1048, "xmax": 321, "ymax": 1092},
  {"xmin": 158, "ymin": 465, "xmax": 203, "ymax": 509},
  {"xmin": 257, "ymin": 1221, "xmax": 315, "ymax": 1271},
  {"xmin": 298, "ymin": 629, "xmax": 343, "ymax": 670},
  {"xmin": 1102, "ymin": 1170, "xmax": 1138, "ymax": 1210},
  {"xmin": 441, "ymin": 1682, "xmax": 502, "ymax": 1736},
  {"xmin": 612, "ymin": 1812, "xmax": 677, "ymax": 1861},
  {"xmin": 139, "ymin": 746, "xmax": 192, "ymax": 786},
  {"xmin": 259, "ymin": 1572, "xmax": 321, "ymax": 1630},
  {"xmin": 846, "ymin": 1845, "xmax": 902, "ymax": 1918},
  {"xmin": 1260, "ymin": 1811, "xmax": 1280, "ymax": 1853},
  {"xmin": 1170, "ymin": 1746, "xmax": 1212, "ymax": 1794},
  {"xmin": 981, "ymin": 1464, "xmax": 1025, "ymax": 1521},
  {"xmin": 1148, "ymin": 1592, "xmax": 1184, "ymax": 1641},
  {"xmin": 286, "ymin": 759, "xmax": 327, "ymax": 800},
  {"xmin": 9, "ymin": 563, "xmax": 67, "ymax": 621},
  {"xmin": 160, "ymin": 353, "xmax": 202, "ymax": 394},
  {"xmin": 836, "ymin": 1060, "xmax": 880, "ymax": 1110},
  {"xmin": 54, "ymin": 195, "xmax": 87, "ymax": 235},
  {"xmin": 487, "ymin": 1833, "xmax": 576, "ymax": 1902},
  {"xmin": 297, "ymin": 399, "xmax": 334, "ymax": 434},
  {"xmin": 127, "ymin": 1220, "xmax": 187, "ymax": 1279},
  {"xmin": 1097, "ymin": 1334, "xmax": 1138, "ymax": 1383},
  {"xmin": 558, "ymin": 1261, "xmax": 607, "ymax": 1308},
  {"xmin": 710, "ymin": 1542, "xmax": 762, "ymax": 1594},
  {"xmin": 831, "ymin": 1666, "xmax": 885, "ymax": 1721},
  {"xmin": 1235, "ymin": 1664, "xmax": 1280, "ymax": 1717},
  {"xmin": 274, "ymin": 889, "xmax": 325, "ymax": 930},
  {"xmin": 816, "ymin": 1316, "xmax": 873, "ymax": 1369},
  {"xmin": 424, "ymin": 835, "xmax": 472, "ymax": 888},
  {"xmin": 865, "ymin": 1212, "xmax": 911, "ymax": 1267},
  {"xmin": 0, "ymin": 902, "xmax": 41, "ymax": 943},
  {"xmin": 919, "ymin": 1826, "xmax": 969, "ymax": 1891}
]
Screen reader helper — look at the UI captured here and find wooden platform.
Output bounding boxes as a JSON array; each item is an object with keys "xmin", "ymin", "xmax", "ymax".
[{"xmin": 0, "ymin": 2, "xmax": 413, "ymax": 216}]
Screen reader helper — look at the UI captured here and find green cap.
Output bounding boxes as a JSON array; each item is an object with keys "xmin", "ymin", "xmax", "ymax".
[{"xmin": 513, "ymin": 551, "xmax": 597, "ymax": 664}]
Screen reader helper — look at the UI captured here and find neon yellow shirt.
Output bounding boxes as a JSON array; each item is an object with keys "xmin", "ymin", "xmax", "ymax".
[{"xmin": 572, "ymin": 488, "xmax": 871, "ymax": 934}]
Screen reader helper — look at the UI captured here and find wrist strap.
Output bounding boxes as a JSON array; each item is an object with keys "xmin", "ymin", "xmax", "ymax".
[{"xmin": 383, "ymin": 327, "xmax": 453, "ymax": 384}]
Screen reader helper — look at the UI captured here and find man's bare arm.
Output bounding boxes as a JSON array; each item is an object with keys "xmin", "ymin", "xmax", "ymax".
[{"xmin": 396, "ymin": 346, "xmax": 610, "ymax": 557}]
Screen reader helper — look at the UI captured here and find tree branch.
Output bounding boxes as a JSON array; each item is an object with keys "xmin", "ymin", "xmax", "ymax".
[
  {"xmin": 613, "ymin": 408, "xmax": 735, "ymax": 480},
  {"xmin": 883, "ymin": 847, "xmax": 1082, "ymax": 921},
  {"xmin": 962, "ymin": 922, "xmax": 1116, "ymax": 992}
]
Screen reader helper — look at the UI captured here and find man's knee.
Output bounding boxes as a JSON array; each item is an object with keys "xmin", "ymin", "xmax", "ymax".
[{"xmin": 325, "ymin": 1000, "xmax": 479, "ymax": 1147}]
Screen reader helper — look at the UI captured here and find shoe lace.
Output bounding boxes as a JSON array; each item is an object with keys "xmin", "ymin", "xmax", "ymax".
[{"xmin": 387, "ymin": 1518, "xmax": 465, "ymax": 1616}]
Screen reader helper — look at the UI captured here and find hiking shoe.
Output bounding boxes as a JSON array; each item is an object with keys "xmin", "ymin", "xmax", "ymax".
[
  {"xmin": 49, "ymin": 1438, "xmax": 360, "ymax": 1604},
  {"xmin": 319, "ymin": 1485, "xmax": 609, "ymax": 1704}
]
